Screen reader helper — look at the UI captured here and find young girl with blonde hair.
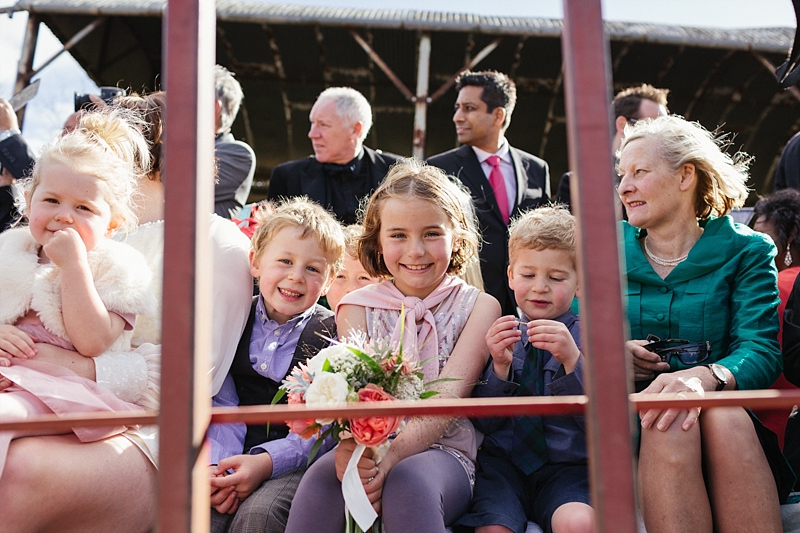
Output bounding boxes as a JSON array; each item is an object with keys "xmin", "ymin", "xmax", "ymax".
[{"xmin": 0, "ymin": 108, "xmax": 156, "ymax": 476}]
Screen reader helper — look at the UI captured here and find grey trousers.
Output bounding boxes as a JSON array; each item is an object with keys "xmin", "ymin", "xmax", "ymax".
[{"xmin": 211, "ymin": 466, "xmax": 306, "ymax": 533}]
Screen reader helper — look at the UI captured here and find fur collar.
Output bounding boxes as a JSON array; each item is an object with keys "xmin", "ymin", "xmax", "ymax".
[{"xmin": 0, "ymin": 228, "xmax": 156, "ymax": 352}]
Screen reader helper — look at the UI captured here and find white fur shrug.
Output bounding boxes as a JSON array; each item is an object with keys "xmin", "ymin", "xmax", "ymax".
[{"xmin": 0, "ymin": 227, "xmax": 157, "ymax": 352}]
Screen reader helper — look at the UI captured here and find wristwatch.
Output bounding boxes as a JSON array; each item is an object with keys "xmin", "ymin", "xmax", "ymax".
[
  {"xmin": 705, "ymin": 364, "xmax": 727, "ymax": 391},
  {"xmin": 0, "ymin": 129, "xmax": 20, "ymax": 142}
]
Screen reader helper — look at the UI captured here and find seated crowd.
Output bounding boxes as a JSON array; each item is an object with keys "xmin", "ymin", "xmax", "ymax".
[{"xmin": 0, "ymin": 68, "xmax": 798, "ymax": 533}]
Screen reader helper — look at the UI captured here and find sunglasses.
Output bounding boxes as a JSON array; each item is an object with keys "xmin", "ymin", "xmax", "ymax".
[{"xmin": 643, "ymin": 334, "xmax": 711, "ymax": 365}]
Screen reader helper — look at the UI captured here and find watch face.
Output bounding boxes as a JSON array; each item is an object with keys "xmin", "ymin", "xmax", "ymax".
[{"xmin": 710, "ymin": 364, "xmax": 726, "ymax": 389}]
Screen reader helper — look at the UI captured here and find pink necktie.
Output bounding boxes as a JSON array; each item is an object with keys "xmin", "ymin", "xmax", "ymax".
[{"xmin": 487, "ymin": 155, "xmax": 509, "ymax": 224}]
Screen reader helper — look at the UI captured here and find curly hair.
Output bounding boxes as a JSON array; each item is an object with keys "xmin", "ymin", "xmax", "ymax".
[
  {"xmin": 753, "ymin": 188, "xmax": 800, "ymax": 252},
  {"xmin": 358, "ymin": 158, "xmax": 479, "ymax": 278},
  {"xmin": 116, "ymin": 91, "xmax": 166, "ymax": 181}
]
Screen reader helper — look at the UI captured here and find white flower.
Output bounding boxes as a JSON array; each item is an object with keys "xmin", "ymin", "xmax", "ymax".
[
  {"xmin": 309, "ymin": 344, "xmax": 350, "ymax": 376},
  {"xmin": 305, "ymin": 371, "xmax": 350, "ymax": 424}
]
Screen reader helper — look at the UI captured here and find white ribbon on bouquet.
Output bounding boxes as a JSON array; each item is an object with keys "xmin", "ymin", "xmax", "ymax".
[{"xmin": 343, "ymin": 442, "xmax": 378, "ymax": 532}]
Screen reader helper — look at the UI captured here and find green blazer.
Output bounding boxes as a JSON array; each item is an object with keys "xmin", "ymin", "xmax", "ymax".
[{"xmin": 623, "ymin": 216, "xmax": 781, "ymax": 391}]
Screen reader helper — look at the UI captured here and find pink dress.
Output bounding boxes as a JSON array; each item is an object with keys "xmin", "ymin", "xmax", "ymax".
[{"xmin": 0, "ymin": 228, "xmax": 156, "ymax": 477}]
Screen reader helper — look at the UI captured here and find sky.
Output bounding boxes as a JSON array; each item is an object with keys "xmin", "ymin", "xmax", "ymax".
[{"xmin": 0, "ymin": 0, "xmax": 795, "ymax": 152}]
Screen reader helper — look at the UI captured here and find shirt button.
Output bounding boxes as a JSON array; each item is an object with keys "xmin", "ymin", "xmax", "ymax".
[
  {"xmin": 260, "ymin": 362, "xmax": 267, "ymax": 370},
  {"xmin": 656, "ymin": 313, "xmax": 665, "ymax": 321},
  {"xmin": 660, "ymin": 287, "xmax": 668, "ymax": 293},
  {"xmin": 274, "ymin": 329, "xmax": 281, "ymax": 336}
]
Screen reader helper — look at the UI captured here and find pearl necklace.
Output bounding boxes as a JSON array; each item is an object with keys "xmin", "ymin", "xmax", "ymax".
[{"xmin": 643, "ymin": 237, "xmax": 688, "ymax": 267}]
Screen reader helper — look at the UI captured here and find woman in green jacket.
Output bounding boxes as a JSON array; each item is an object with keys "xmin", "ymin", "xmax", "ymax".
[{"xmin": 618, "ymin": 115, "xmax": 792, "ymax": 533}]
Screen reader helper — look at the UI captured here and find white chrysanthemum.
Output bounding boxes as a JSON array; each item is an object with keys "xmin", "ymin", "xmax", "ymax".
[{"xmin": 305, "ymin": 371, "xmax": 350, "ymax": 424}]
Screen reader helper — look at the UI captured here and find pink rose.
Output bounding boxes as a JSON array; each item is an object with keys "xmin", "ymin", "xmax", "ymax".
[
  {"xmin": 286, "ymin": 391, "xmax": 318, "ymax": 439},
  {"xmin": 350, "ymin": 384, "xmax": 401, "ymax": 446}
]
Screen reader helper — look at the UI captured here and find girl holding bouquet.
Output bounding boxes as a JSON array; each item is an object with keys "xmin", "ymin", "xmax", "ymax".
[{"xmin": 286, "ymin": 159, "xmax": 501, "ymax": 532}]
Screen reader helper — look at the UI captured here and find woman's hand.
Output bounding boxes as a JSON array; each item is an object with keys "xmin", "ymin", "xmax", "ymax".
[
  {"xmin": 637, "ymin": 370, "xmax": 705, "ymax": 431},
  {"xmin": 30, "ymin": 343, "xmax": 97, "ymax": 380},
  {"xmin": 0, "ymin": 324, "xmax": 37, "ymax": 361},
  {"xmin": 627, "ymin": 339, "xmax": 669, "ymax": 381}
]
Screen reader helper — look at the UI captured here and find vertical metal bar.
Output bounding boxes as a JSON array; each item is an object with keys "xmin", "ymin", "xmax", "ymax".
[
  {"xmin": 14, "ymin": 12, "xmax": 39, "ymax": 126},
  {"xmin": 561, "ymin": 1, "xmax": 638, "ymax": 532},
  {"xmin": 159, "ymin": 0, "xmax": 216, "ymax": 530},
  {"xmin": 412, "ymin": 33, "xmax": 431, "ymax": 160}
]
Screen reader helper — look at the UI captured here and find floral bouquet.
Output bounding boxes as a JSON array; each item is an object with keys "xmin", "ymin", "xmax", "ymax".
[{"xmin": 277, "ymin": 329, "xmax": 438, "ymax": 532}]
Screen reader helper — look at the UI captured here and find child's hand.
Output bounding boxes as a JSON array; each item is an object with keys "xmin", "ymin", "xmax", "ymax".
[
  {"xmin": 209, "ymin": 467, "xmax": 239, "ymax": 514},
  {"xmin": 527, "ymin": 319, "xmax": 581, "ymax": 373},
  {"xmin": 485, "ymin": 316, "xmax": 522, "ymax": 380},
  {"xmin": 210, "ymin": 453, "xmax": 273, "ymax": 502},
  {"xmin": 0, "ymin": 324, "xmax": 38, "ymax": 361},
  {"xmin": 42, "ymin": 228, "xmax": 87, "ymax": 268}
]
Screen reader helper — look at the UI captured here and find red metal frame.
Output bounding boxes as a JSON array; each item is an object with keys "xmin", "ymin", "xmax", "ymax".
[
  {"xmin": 561, "ymin": 1, "xmax": 638, "ymax": 531},
  {"xmin": 159, "ymin": 0, "xmax": 216, "ymax": 530},
  {"xmin": 5, "ymin": 1, "xmax": 797, "ymax": 531}
]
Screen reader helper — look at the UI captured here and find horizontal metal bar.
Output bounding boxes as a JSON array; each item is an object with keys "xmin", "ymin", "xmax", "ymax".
[{"xmin": 4, "ymin": 389, "xmax": 800, "ymax": 433}]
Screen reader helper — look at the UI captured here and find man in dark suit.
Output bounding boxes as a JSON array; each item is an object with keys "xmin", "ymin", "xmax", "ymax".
[
  {"xmin": 428, "ymin": 71, "xmax": 550, "ymax": 316},
  {"xmin": 268, "ymin": 87, "xmax": 400, "ymax": 224},
  {"xmin": 555, "ymin": 84, "xmax": 668, "ymax": 210},
  {"xmin": 214, "ymin": 65, "xmax": 256, "ymax": 220},
  {"xmin": 0, "ymin": 98, "xmax": 36, "ymax": 232}
]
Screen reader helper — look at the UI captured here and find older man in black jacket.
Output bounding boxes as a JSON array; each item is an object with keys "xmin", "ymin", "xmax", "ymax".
[{"xmin": 268, "ymin": 87, "xmax": 400, "ymax": 225}]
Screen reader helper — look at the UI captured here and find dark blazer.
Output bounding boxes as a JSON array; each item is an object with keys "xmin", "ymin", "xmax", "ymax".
[
  {"xmin": 267, "ymin": 146, "xmax": 400, "ymax": 223},
  {"xmin": 229, "ymin": 297, "xmax": 336, "ymax": 452},
  {"xmin": 0, "ymin": 133, "xmax": 36, "ymax": 232},
  {"xmin": 214, "ymin": 131, "xmax": 256, "ymax": 219},
  {"xmin": 427, "ymin": 144, "xmax": 550, "ymax": 315}
]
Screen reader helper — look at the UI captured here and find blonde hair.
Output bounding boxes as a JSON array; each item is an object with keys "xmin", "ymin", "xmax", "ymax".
[
  {"xmin": 250, "ymin": 197, "xmax": 345, "ymax": 276},
  {"xmin": 619, "ymin": 115, "xmax": 750, "ymax": 218},
  {"xmin": 358, "ymin": 158, "xmax": 479, "ymax": 278},
  {"xmin": 342, "ymin": 224, "xmax": 365, "ymax": 258},
  {"xmin": 23, "ymin": 108, "xmax": 149, "ymax": 235},
  {"xmin": 508, "ymin": 205, "xmax": 577, "ymax": 267}
]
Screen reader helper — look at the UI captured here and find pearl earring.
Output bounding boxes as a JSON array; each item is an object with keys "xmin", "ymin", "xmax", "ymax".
[{"xmin": 786, "ymin": 245, "xmax": 794, "ymax": 267}]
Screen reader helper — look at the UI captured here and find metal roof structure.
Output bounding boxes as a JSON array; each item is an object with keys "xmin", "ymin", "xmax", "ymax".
[{"xmin": 9, "ymin": 0, "xmax": 800, "ymax": 201}]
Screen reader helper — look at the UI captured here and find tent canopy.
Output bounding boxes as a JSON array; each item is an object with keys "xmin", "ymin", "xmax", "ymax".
[{"xmin": 12, "ymin": 0, "xmax": 798, "ymax": 201}]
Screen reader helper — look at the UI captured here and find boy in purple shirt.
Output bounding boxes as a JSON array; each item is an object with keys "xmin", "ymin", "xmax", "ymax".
[
  {"xmin": 208, "ymin": 198, "xmax": 345, "ymax": 533},
  {"xmin": 457, "ymin": 206, "xmax": 594, "ymax": 533}
]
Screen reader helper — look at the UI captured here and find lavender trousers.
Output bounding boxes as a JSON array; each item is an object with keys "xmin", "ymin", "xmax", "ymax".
[{"xmin": 285, "ymin": 447, "xmax": 472, "ymax": 533}]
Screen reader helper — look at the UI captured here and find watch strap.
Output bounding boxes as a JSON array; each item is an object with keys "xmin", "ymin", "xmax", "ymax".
[{"xmin": 0, "ymin": 129, "xmax": 20, "ymax": 142}]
